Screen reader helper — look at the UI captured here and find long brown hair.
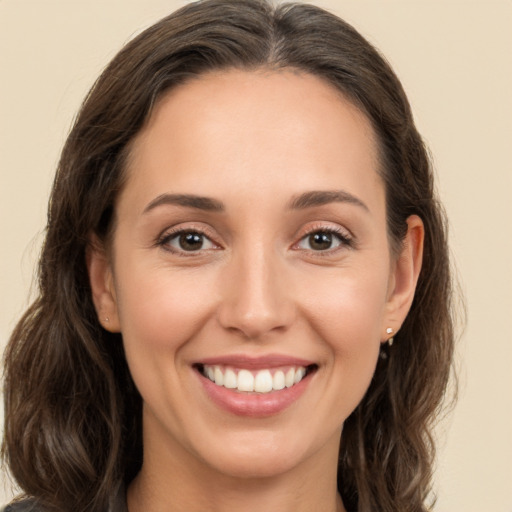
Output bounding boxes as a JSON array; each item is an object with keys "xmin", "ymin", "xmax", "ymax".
[{"xmin": 2, "ymin": 1, "xmax": 456, "ymax": 511}]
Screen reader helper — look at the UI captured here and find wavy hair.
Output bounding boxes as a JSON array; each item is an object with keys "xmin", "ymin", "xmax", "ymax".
[{"xmin": 2, "ymin": 1, "xmax": 456, "ymax": 511}]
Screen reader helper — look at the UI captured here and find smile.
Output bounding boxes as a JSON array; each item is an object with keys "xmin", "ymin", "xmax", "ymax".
[
  {"xmin": 194, "ymin": 356, "xmax": 318, "ymax": 417},
  {"xmin": 199, "ymin": 364, "xmax": 311, "ymax": 394}
]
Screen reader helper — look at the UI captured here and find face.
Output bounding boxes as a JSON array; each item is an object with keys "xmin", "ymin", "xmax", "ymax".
[{"xmin": 89, "ymin": 69, "xmax": 422, "ymax": 482}]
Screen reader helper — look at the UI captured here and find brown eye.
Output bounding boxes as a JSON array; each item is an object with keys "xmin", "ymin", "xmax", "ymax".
[
  {"xmin": 308, "ymin": 232, "xmax": 334, "ymax": 250},
  {"xmin": 162, "ymin": 230, "xmax": 217, "ymax": 253},
  {"xmin": 179, "ymin": 232, "xmax": 204, "ymax": 251},
  {"xmin": 296, "ymin": 229, "xmax": 350, "ymax": 252}
]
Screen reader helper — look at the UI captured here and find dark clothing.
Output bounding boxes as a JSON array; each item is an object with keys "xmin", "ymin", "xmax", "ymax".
[
  {"xmin": 2, "ymin": 487, "xmax": 127, "ymax": 512},
  {"xmin": 2, "ymin": 503, "xmax": 37, "ymax": 512},
  {"xmin": 3, "ymin": 503, "xmax": 40, "ymax": 512}
]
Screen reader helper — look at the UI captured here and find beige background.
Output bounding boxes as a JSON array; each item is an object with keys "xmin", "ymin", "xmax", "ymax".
[{"xmin": 1, "ymin": 1, "xmax": 511, "ymax": 510}]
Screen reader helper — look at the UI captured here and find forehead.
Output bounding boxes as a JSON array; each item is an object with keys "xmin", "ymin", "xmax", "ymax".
[{"xmin": 122, "ymin": 69, "xmax": 383, "ymax": 213}]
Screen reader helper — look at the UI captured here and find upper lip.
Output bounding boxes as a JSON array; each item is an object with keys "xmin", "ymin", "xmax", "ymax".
[{"xmin": 196, "ymin": 353, "xmax": 316, "ymax": 369}]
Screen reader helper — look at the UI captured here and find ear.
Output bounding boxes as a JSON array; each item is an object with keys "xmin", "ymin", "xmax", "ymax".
[
  {"xmin": 383, "ymin": 215, "xmax": 424, "ymax": 339},
  {"xmin": 86, "ymin": 233, "xmax": 121, "ymax": 332}
]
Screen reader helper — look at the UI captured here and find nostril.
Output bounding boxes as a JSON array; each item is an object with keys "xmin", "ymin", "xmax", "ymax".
[{"xmin": 217, "ymin": 305, "xmax": 295, "ymax": 340}]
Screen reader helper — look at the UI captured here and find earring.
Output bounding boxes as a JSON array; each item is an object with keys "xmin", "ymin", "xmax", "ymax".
[
  {"xmin": 105, "ymin": 317, "xmax": 110, "ymax": 323},
  {"xmin": 380, "ymin": 328, "xmax": 394, "ymax": 360},
  {"xmin": 386, "ymin": 327, "xmax": 394, "ymax": 346}
]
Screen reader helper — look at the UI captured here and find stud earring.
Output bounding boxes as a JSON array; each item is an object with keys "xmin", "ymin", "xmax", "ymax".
[
  {"xmin": 105, "ymin": 317, "xmax": 110, "ymax": 323},
  {"xmin": 386, "ymin": 327, "xmax": 394, "ymax": 346}
]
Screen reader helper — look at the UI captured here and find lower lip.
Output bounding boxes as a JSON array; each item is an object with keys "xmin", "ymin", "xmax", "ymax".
[{"xmin": 197, "ymin": 370, "xmax": 313, "ymax": 417}]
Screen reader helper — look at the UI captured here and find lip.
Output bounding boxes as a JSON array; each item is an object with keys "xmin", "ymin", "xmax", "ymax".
[
  {"xmin": 196, "ymin": 353, "xmax": 315, "ymax": 369},
  {"xmin": 194, "ymin": 354, "xmax": 317, "ymax": 417}
]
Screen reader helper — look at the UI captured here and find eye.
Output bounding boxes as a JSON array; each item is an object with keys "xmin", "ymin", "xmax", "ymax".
[
  {"xmin": 296, "ymin": 229, "xmax": 351, "ymax": 252},
  {"xmin": 160, "ymin": 230, "xmax": 218, "ymax": 253}
]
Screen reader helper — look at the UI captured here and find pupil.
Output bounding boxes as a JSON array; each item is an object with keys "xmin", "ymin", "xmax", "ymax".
[
  {"xmin": 310, "ymin": 232, "xmax": 332, "ymax": 250},
  {"xmin": 179, "ymin": 232, "xmax": 203, "ymax": 251}
]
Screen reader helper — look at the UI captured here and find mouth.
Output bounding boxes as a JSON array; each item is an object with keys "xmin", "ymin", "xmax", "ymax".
[
  {"xmin": 193, "ymin": 356, "xmax": 318, "ymax": 417},
  {"xmin": 195, "ymin": 363, "xmax": 317, "ymax": 394}
]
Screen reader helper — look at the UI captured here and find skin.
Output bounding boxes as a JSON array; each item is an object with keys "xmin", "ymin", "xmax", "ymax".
[{"xmin": 88, "ymin": 69, "xmax": 423, "ymax": 512}]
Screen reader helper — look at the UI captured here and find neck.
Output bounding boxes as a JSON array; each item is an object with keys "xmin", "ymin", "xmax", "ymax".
[{"xmin": 128, "ymin": 470, "xmax": 345, "ymax": 512}]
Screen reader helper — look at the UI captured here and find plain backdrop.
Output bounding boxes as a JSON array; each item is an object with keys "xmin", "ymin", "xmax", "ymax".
[{"xmin": 1, "ymin": 1, "xmax": 511, "ymax": 510}]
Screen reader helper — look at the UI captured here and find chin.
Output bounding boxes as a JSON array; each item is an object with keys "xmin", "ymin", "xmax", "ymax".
[
  {"xmin": 194, "ymin": 428, "xmax": 323, "ymax": 481},
  {"xmin": 208, "ymin": 449, "xmax": 304, "ymax": 480}
]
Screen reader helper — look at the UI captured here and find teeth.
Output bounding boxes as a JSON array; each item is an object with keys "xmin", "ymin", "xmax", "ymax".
[
  {"xmin": 273, "ymin": 370, "xmax": 285, "ymax": 391},
  {"xmin": 285, "ymin": 368, "xmax": 295, "ymax": 388},
  {"xmin": 203, "ymin": 365, "xmax": 309, "ymax": 394},
  {"xmin": 254, "ymin": 370, "xmax": 273, "ymax": 393},
  {"xmin": 294, "ymin": 367, "xmax": 306, "ymax": 384},
  {"xmin": 214, "ymin": 366, "xmax": 224, "ymax": 386},
  {"xmin": 224, "ymin": 368, "xmax": 237, "ymax": 389},
  {"xmin": 237, "ymin": 369, "xmax": 254, "ymax": 392}
]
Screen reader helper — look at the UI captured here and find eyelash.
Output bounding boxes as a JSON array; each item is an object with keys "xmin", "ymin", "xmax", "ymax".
[
  {"xmin": 156, "ymin": 226, "xmax": 220, "ymax": 257},
  {"xmin": 295, "ymin": 225, "xmax": 354, "ymax": 254},
  {"xmin": 156, "ymin": 224, "xmax": 354, "ymax": 256}
]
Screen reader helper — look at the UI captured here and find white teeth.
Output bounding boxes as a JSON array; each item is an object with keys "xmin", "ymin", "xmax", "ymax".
[
  {"xmin": 254, "ymin": 370, "xmax": 273, "ymax": 393},
  {"xmin": 223, "ymin": 368, "xmax": 237, "ymax": 389},
  {"xmin": 285, "ymin": 368, "xmax": 295, "ymax": 388},
  {"xmin": 237, "ymin": 369, "xmax": 254, "ymax": 392},
  {"xmin": 203, "ymin": 365, "xmax": 310, "ymax": 393},
  {"xmin": 214, "ymin": 366, "xmax": 224, "ymax": 386},
  {"xmin": 294, "ymin": 367, "xmax": 306, "ymax": 384},
  {"xmin": 273, "ymin": 370, "xmax": 285, "ymax": 391}
]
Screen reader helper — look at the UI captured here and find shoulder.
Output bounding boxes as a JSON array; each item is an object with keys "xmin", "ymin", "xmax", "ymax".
[{"xmin": 2, "ymin": 500, "xmax": 41, "ymax": 512}]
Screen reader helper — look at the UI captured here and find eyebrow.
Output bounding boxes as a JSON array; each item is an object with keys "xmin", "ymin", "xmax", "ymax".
[
  {"xmin": 288, "ymin": 190, "xmax": 369, "ymax": 212},
  {"xmin": 143, "ymin": 193, "xmax": 225, "ymax": 214},
  {"xmin": 142, "ymin": 189, "xmax": 369, "ymax": 215}
]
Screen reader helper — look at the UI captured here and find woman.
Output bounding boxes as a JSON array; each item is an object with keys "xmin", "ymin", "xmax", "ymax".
[{"xmin": 2, "ymin": 1, "xmax": 455, "ymax": 511}]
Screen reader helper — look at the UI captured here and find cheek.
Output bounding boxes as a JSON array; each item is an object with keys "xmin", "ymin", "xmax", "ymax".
[
  {"xmin": 298, "ymin": 263, "xmax": 389, "ymax": 399},
  {"xmin": 282, "ymin": 264, "xmax": 389, "ymax": 434},
  {"xmin": 113, "ymin": 266, "xmax": 219, "ymax": 419},
  {"xmin": 116, "ymin": 268, "xmax": 215, "ymax": 348},
  {"xmin": 300, "ymin": 264, "xmax": 389, "ymax": 347}
]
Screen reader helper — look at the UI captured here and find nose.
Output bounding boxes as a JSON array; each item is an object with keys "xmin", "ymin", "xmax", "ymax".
[{"xmin": 216, "ymin": 244, "xmax": 295, "ymax": 340}]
